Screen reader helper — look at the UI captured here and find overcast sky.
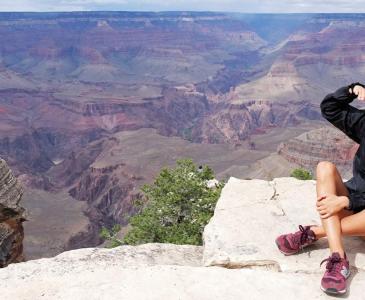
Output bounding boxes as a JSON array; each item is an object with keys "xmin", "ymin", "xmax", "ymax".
[{"xmin": 0, "ymin": 0, "xmax": 365, "ymax": 13}]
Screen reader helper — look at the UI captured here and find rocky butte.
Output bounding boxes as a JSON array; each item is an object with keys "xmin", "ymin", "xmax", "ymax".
[
  {"xmin": 0, "ymin": 176, "xmax": 364, "ymax": 299},
  {"xmin": 277, "ymin": 126, "xmax": 358, "ymax": 178}
]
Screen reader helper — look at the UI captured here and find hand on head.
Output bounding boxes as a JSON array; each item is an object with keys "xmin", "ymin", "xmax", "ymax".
[{"xmin": 351, "ymin": 85, "xmax": 365, "ymax": 100}]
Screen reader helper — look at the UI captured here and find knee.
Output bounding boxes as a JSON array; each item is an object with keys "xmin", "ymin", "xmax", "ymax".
[{"xmin": 316, "ymin": 161, "xmax": 336, "ymax": 179}]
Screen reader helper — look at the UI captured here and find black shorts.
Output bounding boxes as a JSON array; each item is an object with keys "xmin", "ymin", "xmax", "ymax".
[{"xmin": 344, "ymin": 179, "xmax": 365, "ymax": 214}]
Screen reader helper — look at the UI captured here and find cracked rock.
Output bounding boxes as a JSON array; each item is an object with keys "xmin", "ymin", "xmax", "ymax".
[{"xmin": 202, "ymin": 176, "xmax": 365, "ymax": 273}]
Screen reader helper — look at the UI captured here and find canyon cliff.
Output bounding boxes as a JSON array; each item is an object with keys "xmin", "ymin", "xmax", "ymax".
[
  {"xmin": 0, "ymin": 158, "xmax": 26, "ymax": 267},
  {"xmin": 1, "ymin": 12, "xmax": 365, "ymax": 259}
]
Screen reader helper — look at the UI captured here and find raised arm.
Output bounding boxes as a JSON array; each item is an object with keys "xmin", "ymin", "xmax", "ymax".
[{"xmin": 320, "ymin": 82, "xmax": 365, "ymax": 144}]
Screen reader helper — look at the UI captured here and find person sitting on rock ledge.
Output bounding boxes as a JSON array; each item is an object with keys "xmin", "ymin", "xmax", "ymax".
[{"xmin": 275, "ymin": 82, "xmax": 365, "ymax": 296}]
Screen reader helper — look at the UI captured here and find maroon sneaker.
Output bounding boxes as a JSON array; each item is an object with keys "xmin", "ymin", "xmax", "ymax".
[
  {"xmin": 275, "ymin": 224, "xmax": 318, "ymax": 255},
  {"xmin": 320, "ymin": 252, "xmax": 350, "ymax": 295}
]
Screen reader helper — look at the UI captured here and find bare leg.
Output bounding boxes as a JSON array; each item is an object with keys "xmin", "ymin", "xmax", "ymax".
[
  {"xmin": 312, "ymin": 161, "xmax": 352, "ymax": 258},
  {"xmin": 311, "ymin": 210, "xmax": 365, "ymax": 237}
]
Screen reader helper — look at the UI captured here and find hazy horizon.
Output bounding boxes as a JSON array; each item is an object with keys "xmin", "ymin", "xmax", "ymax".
[
  {"xmin": 1, "ymin": 11, "xmax": 361, "ymax": 14},
  {"xmin": 1, "ymin": 0, "xmax": 365, "ymax": 13}
]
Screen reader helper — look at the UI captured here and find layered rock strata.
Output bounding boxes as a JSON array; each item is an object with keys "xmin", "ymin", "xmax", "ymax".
[
  {"xmin": 191, "ymin": 100, "xmax": 320, "ymax": 144},
  {"xmin": 0, "ymin": 158, "xmax": 26, "ymax": 267},
  {"xmin": 277, "ymin": 126, "xmax": 358, "ymax": 175}
]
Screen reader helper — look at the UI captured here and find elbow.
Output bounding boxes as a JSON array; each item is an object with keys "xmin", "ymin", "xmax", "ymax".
[
  {"xmin": 319, "ymin": 93, "xmax": 333, "ymax": 117},
  {"xmin": 320, "ymin": 99, "xmax": 328, "ymax": 117},
  {"xmin": 320, "ymin": 100, "xmax": 325, "ymax": 114},
  {"xmin": 320, "ymin": 102, "xmax": 327, "ymax": 118}
]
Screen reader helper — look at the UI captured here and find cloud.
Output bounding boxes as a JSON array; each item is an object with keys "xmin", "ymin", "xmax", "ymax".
[{"xmin": 0, "ymin": 0, "xmax": 365, "ymax": 13}]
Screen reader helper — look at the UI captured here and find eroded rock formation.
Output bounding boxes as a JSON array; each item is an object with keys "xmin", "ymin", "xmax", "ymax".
[
  {"xmin": 191, "ymin": 100, "xmax": 320, "ymax": 144},
  {"xmin": 277, "ymin": 126, "xmax": 358, "ymax": 176},
  {"xmin": 0, "ymin": 158, "xmax": 26, "ymax": 267},
  {"xmin": 2, "ymin": 12, "xmax": 364, "ymax": 261}
]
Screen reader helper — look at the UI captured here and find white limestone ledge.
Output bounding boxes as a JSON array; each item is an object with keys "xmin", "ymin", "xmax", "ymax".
[
  {"xmin": 1, "ymin": 177, "xmax": 365, "ymax": 299},
  {"xmin": 202, "ymin": 177, "xmax": 365, "ymax": 273},
  {"xmin": 1, "ymin": 241, "xmax": 365, "ymax": 300}
]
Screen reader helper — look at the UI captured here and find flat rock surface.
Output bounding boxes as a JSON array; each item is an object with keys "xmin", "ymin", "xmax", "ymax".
[
  {"xmin": 1, "ymin": 177, "xmax": 365, "ymax": 299},
  {"xmin": 1, "ymin": 243, "xmax": 204, "ymax": 277},
  {"xmin": 1, "ymin": 241, "xmax": 365, "ymax": 300},
  {"xmin": 202, "ymin": 177, "xmax": 365, "ymax": 273}
]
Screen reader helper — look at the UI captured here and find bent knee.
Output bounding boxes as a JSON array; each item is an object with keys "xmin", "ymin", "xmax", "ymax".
[{"xmin": 316, "ymin": 161, "xmax": 337, "ymax": 178}]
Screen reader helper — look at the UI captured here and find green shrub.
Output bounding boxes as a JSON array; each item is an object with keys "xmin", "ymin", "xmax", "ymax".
[
  {"xmin": 100, "ymin": 158, "xmax": 225, "ymax": 247},
  {"xmin": 99, "ymin": 224, "xmax": 123, "ymax": 248},
  {"xmin": 290, "ymin": 167, "xmax": 313, "ymax": 180}
]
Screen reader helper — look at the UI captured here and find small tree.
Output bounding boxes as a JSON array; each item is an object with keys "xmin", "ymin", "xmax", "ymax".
[
  {"xmin": 100, "ymin": 158, "xmax": 225, "ymax": 247},
  {"xmin": 290, "ymin": 167, "xmax": 313, "ymax": 180},
  {"xmin": 99, "ymin": 224, "xmax": 123, "ymax": 248}
]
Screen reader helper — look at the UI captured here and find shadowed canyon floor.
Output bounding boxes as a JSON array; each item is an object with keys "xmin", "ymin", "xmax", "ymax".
[
  {"xmin": 22, "ymin": 189, "xmax": 89, "ymax": 260},
  {"xmin": 22, "ymin": 123, "xmax": 326, "ymax": 259}
]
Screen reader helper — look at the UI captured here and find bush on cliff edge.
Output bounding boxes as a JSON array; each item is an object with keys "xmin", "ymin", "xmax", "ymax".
[
  {"xmin": 290, "ymin": 167, "xmax": 313, "ymax": 180},
  {"xmin": 100, "ymin": 158, "xmax": 225, "ymax": 247}
]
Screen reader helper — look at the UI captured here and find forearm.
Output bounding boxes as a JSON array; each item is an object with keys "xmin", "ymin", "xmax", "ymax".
[{"xmin": 320, "ymin": 82, "xmax": 365, "ymax": 144}]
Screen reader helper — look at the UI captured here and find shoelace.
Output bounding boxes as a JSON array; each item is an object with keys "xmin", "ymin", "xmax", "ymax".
[
  {"xmin": 292, "ymin": 225, "xmax": 313, "ymax": 249},
  {"xmin": 320, "ymin": 254, "xmax": 342, "ymax": 276}
]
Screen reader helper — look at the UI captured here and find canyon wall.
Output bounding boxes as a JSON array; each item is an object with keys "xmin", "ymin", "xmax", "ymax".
[
  {"xmin": 0, "ymin": 158, "xmax": 26, "ymax": 267},
  {"xmin": 1, "ymin": 12, "xmax": 364, "ymax": 260}
]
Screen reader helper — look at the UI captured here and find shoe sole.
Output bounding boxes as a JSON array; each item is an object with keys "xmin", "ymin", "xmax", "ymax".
[{"xmin": 320, "ymin": 285, "xmax": 346, "ymax": 295}]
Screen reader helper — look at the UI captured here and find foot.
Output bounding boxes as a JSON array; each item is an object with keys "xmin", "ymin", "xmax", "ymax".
[
  {"xmin": 275, "ymin": 224, "xmax": 318, "ymax": 255},
  {"xmin": 320, "ymin": 251, "xmax": 350, "ymax": 295}
]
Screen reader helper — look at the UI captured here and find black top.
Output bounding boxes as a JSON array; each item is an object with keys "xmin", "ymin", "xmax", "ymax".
[{"xmin": 320, "ymin": 82, "xmax": 365, "ymax": 211}]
